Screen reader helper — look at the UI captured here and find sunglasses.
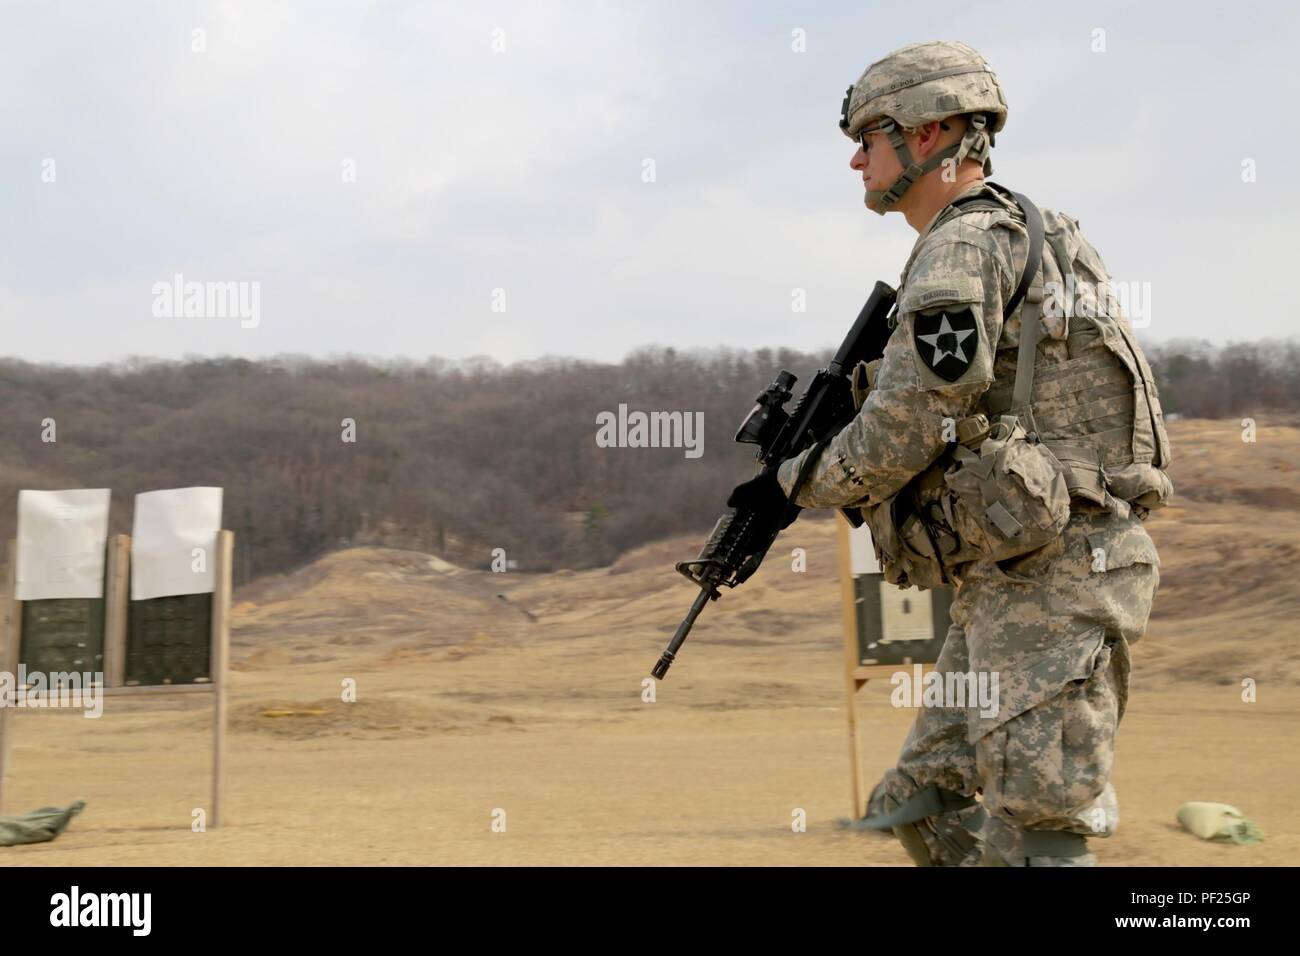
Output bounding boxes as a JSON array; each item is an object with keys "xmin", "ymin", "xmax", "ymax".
[{"xmin": 856, "ymin": 117, "xmax": 950, "ymax": 153}]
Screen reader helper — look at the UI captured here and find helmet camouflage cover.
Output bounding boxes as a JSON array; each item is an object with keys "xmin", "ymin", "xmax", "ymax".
[{"xmin": 840, "ymin": 41, "xmax": 1008, "ymax": 212}]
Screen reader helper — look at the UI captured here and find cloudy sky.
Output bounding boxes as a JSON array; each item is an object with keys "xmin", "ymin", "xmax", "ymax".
[{"xmin": 1, "ymin": 0, "xmax": 1296, "ymax": 365}]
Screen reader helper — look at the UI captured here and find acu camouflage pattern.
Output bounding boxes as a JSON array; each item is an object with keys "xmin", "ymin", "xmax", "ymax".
[
  {"xmin": 774, "ymin": 181, "xmax": 1172, "ymax": 864},
  {"xmin": 874, "ymin": 509, "xmax": 1157, "ymax": 865},
  {"xmin": 841, "ymin": 41, "xmax": 1005, "ymax": 212},
  {"xmin": 840, "ymin": 40, "xmax": 1008, "ymax": 140},
  {"xmin": 776, "ymin": 182, "xmax": 1013, "ymax": 511},
  {"xmin": 775, "ymin": 182, "xmax": 1172, "ymax": 532}
]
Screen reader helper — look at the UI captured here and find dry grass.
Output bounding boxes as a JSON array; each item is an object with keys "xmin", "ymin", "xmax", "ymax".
[{"xmin": 2, "ymin": 417, "xmax": 1296, "ymax": 865}]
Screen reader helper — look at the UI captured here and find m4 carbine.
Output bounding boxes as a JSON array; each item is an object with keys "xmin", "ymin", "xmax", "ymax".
[{"xmin": 651, "ymin": 280, "xmax": 898, "ymax": 679}]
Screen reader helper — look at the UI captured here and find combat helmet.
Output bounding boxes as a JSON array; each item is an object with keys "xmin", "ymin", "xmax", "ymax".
[{"xmin": 840, "ymin": 41, "xmax": 1008, "ymax": 213}]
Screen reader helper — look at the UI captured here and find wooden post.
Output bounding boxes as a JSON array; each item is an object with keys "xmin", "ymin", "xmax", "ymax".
[
  {"xmin": 102, "ymin": 534, "xmax": 130, "ymax": 689},
  {"xmin": 0, "ymin": 540, "xmax": 21, "ymax": 815},
  {"xmin": 837, "ymin": 514, "xmax": 864, "ymax": 819},
  {"xmin": 209, "ymin": 530, "xmax": 233, "ymax": 829},
  {"xmin": 839, "ymin": 521, "xmax": 939, "ymax": 820}
]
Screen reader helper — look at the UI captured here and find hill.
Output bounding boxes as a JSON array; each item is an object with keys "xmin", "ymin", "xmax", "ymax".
[{"xmin": 1, "ymin": 416, "xmax": 1296, "ymax": 865}]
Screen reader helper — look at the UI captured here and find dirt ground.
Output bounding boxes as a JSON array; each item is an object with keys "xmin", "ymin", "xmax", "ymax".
[{"xmin": 1, "ymin": 417, "xmax": 1296, "ymax": 865}]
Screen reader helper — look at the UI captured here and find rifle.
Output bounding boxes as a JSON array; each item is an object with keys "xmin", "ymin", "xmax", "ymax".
[{"xmin": 651, "ymin": 280, "xmax": 898, "ymax": 679}]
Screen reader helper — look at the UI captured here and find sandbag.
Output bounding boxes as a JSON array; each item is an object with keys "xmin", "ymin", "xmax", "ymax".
[
  {"xmin": 0, "ymin": 799, "xmax": 86, "ymax": 847},
  {"xmin": 1176, "ymin": 801, "xmax": 1264, "ymax": 844}
]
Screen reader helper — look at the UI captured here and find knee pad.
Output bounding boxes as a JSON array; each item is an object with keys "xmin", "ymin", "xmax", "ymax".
[
  {"xmin": 982, "ymin": 819, "xmax": 1094, "ymax": 866},
  {"xmin": 1023, "ymin": 828, "xmax": 1092, "ymax": 865},
  {"xmin": 865, "ymin": 784, "xmax": 986, "ymax": 867}
]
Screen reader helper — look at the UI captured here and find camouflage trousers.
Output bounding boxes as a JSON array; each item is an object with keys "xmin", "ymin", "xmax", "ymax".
[{"xmin": 874, "ymin": 507, "xmax": 1159, "ymax": 866}]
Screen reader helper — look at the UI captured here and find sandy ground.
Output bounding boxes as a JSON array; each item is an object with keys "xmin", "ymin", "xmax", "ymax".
[{"xmin": 1, "ymin": 417, "xmax": 1296, "ymax": 865}]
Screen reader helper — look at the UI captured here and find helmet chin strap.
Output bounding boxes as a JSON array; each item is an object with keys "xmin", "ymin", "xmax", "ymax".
[{"xmin": 865, "ymin": 114, "xmax": 995, "ymax": 215}]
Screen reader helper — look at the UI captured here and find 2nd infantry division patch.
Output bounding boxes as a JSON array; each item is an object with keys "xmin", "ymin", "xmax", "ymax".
[{"xmin": 913, "ymin": 307, "xmax": 978, "ymax": 382}]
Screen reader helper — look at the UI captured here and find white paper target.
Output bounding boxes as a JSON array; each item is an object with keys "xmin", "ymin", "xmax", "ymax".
[
  {"xmin": 15, "ymin": 489, "xmax": 112, "ymax": 600},
  {"xmin": 878, "ymin": 585, "xmax": 936, "ymax": 643},
  {"xmin": 130, "ymin": 487, "xmax": 224, "ymax": 601}
]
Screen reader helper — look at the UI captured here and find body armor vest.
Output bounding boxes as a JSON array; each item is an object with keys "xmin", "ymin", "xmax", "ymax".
[{"xmin": 933, "ymin": 188, "xmax": 1173, "ymax": 516}]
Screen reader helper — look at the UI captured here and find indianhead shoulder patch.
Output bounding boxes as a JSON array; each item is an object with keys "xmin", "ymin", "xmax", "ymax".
[{"xmin": 913, "ymin": 308, "xmax": 978, "ymax": 382}]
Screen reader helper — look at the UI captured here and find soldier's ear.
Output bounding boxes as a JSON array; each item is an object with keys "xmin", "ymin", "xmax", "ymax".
[{"xmin": 917, "ymin": 120, "xmax": 948, "ymax": 155}]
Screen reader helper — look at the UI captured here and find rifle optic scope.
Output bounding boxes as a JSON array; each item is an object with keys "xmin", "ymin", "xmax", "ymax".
[{"xmin": 734, "ymin": 369, "xmax": 796, "ymax": 447}]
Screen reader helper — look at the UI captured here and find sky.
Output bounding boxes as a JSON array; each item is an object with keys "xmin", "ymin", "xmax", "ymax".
[{"xmin": 1, "ymin": 0, "xmax": 1296, "ymax": 365}]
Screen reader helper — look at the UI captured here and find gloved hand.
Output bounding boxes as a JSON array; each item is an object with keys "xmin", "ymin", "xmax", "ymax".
[{"xmin": 726, "ymin": 466, "xmax": 797, "ymax": 530}]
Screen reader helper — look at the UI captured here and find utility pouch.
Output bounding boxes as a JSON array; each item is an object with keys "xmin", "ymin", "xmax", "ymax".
[{"xmin": 943, "ymin": 415, "xmax": 1071, "ymax": 562}]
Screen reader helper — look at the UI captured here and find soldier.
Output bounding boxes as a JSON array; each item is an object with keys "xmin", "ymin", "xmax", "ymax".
[{"xmin": 727, "ymin": 41, "xmax": 1172, "ymax": 866}]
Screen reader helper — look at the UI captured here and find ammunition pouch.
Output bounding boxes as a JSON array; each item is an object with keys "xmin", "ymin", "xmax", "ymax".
[
  {"xmin": 862, "ymin": 490, "xmax": 951, "ymax": 591},
  {"xmin": 941, "ymin": 414, "xmax": 1072, "ymax": 563},
  {"xmin": 863, "ymin": 417, "xmax": 1073, "ymax": 586}
]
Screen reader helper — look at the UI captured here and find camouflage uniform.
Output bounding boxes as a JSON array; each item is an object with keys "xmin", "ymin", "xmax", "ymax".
[{"xmin": 777, "ymin": 44, "xmax": 1171, "ymax": 866}]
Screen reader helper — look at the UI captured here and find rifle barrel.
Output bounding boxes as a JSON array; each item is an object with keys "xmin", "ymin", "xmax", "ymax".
[{"xmin": 651, "ymin": 587, "xmax": 713, "ymax": 679}]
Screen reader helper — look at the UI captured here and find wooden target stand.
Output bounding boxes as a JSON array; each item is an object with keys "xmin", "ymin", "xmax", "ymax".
[
  {"xmin": 836, "ymin": 514, "xmax": 944, "ymax": 819},
  {"xmin": 0, "ymin": 531, "xmax": 232, "ymax": 827}
]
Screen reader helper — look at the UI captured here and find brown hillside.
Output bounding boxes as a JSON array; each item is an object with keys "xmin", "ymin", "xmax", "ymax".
[{"xmin": 2, "ymin": 417, "xmax": 1295, "ymax": 866}]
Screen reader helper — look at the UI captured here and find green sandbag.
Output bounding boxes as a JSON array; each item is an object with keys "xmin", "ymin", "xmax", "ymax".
[
  {"xmin": 1176, "ymin": 801, "xmax": 1264, "ymax": 845},
  {"xmin": 0, "ymin": 799, "xmax": 86, "ymax": 847}
]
